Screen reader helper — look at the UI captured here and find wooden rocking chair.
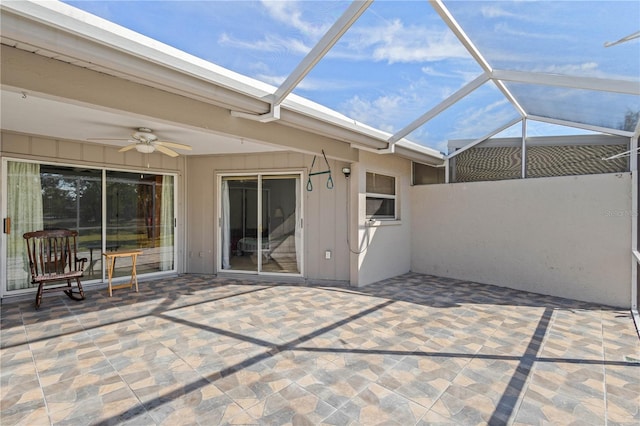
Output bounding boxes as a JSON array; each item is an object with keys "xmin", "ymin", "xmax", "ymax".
[{"xmin": 23, "ymin": 229, "xmax": 87, "ymax": 309}]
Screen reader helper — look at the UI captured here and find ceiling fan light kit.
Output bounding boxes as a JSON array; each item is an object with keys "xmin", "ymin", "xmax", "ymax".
[
  {"xmin": 135, "ymin": 143, "xmax": 155, "ymax": 154},
  {"xmin": 88, "ymin": 127, "xmax": 193, "ymax": 157}
]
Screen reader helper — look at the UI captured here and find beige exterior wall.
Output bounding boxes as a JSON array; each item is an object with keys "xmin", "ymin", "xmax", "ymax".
[
  {"xmin": 410, "ymin": 173, "xmax": 632, "ymax": 307},
  {"xmin": 1, "ymin": 134, "xmax": 413, "ymax": 287},
  {"xmin": 186, "ymin": 152, "xmax": 352, "ymax": 282},
  {"xmin": 1, "ymin": 45, "xmax": 424, "ymax": 287},
  {"xmin": 350, "ymin": 152, "xmax": 413, "ymax": 286},
  {"xmin": 1, "ymin": 131, "xmax": 186, "ymax": 172}
]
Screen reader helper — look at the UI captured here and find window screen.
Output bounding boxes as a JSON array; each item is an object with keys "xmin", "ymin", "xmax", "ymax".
[{"xmin": 366, "ymin": 172, "xmax": 396, "ymax": 219}]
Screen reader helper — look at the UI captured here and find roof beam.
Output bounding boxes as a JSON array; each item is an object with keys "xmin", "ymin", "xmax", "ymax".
[
  {"xmin": 429, "ymin": 0, "xmax": 491, "ymax": 73},
  {"xmin": 272, "ymin": 0, "xmax": 372, "ymax": 106},
  {"xmin": 389, "ymin": 73, "xmax": 489, "ymax": 143},
  {"xmin": 528, "ymin": 114, "xmax": 635, "ymax": 138},
  {"xmin": 446, "ymin": 117, "xmax": 522, "ymax": 159},
  {"xmin": 429, "ymin": 0, "xmax": 526, "ymax": 118},
  {"xmin": 604, "ymin": 30, "xmax": 640, "ymax": 48},
  {"xmin": 493, "ymin": 80, "xmax": 526, "ymax": 117},
  {"xmin": 492, "ymin": 69, "xmax": 640, "ymax": 95}
]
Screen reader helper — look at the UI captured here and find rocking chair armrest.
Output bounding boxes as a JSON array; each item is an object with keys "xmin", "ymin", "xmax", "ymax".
[{"xmin": 75, "ymin": 257, "xmax": 88, "ymax": 270}]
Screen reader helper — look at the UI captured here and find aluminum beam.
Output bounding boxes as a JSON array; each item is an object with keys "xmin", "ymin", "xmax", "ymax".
[
  {"xmin": 429, "ymin": 0, "xmax": 525, "ymax": 117},
  {"xmin": 389, "ymin": 73, "xmax": 489, "ymax": 143},
  {"xmin": 446, "ymin": 117, "xmax": 522, "ymax": 159},
  {"xmin": 429, "ymin": 0, "xmax": 491, "ymax": 72},
  {"xmin": 272, "ymin": 1, "xmax": 372, "ymax": 106},
  {"xmin": 528, "ymin": 115, "xmax": 635, "ymax": 138},
  {"xmin": 631, "ymin": 135, "xmax": 638, "ymax": 312},
  {"xmin": 492, "ymin": 69, "xmax": 640, "ymax": 95},
  {"xmin": 521, "ymin": 119, "xmax": 527, "ymax": 178}
]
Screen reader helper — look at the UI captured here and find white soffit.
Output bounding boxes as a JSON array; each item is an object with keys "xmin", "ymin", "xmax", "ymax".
[{"xmin": 0, "ymin": 88, "xmax": 280, "ymax": 155}]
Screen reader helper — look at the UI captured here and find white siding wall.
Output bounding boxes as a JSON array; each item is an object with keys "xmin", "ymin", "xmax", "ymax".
[{"xmin": 411, "ymin": 173, "xmax": 632, "ymax": 307}]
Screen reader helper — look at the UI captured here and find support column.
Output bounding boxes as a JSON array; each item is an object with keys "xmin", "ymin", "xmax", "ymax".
[
  {"xmin": 521, "ymin": 119, "xmax": 527, "ymax": 178},
  {"xmin": 631, "ymin": 135, "xmax": 638, "ymax": 313}
]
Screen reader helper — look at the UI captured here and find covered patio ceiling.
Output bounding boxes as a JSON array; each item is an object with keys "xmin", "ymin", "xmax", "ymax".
[{"xmin": 1, "ymin": 0, "xmax": 638, "ymax": 160}]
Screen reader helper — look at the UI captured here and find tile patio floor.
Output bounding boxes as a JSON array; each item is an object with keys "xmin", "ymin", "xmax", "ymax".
[{"xmin": 1, "ymin": 273, "xmax": 639, "ymax": 425}]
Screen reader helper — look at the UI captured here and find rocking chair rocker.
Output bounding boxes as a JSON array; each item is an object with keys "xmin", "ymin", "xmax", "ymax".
[{"xmin": 23, "ymin": 229, "xmax": 87, "ymax": 309}]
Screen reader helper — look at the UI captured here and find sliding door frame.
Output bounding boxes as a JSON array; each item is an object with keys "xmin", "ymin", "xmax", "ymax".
[
  {"xmin": 217, "ymin": 170, "xmax": 304, "ymax": 277},
  {"xmin": 1, "ymin": 157, "xmax": 179, "ymax": 298}
]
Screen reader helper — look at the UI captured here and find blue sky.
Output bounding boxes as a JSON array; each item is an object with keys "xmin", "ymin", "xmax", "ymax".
[{"xmin": 63, "ymin": 1, "xmax": 639, "ymax": 152}]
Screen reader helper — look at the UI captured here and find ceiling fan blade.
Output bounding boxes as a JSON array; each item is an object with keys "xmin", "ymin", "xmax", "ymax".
[
  {"xmin": 118, "ymin": 144, "xmax": 138, "ymax": 152},
  {"xmin": 154, "ymin": 145, "xmax": 180, "ymax": 157},
  {"xmin": 155, "ymin": 141, "xmax": 192, "ymax": 150}
]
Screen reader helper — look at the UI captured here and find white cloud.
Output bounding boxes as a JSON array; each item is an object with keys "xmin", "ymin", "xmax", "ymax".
[
  {"xmin": 255, "ymin": 74, "xmax": 286, "ymax": 87},
  {"xmin": 260, "ymin": 0, "xmax": 330, "ymax": 39},
  {"xmin": 341, "ymin": 95, "xmax": 403, "ymax": 134},
  {"xmin": 421, "ymin": 66, "xmax": 455, "ymax": 79},
  {"xmin": 218, "ymin": 32, "xmax": 310, "ymax": 55},
  {"xmin": 533, "ymin": 62, "xmax": 600, "ymax": 76},
  {"xmin": 217, "ymin": 1, "xmax": 333, "ymax": 62},
  {"xmin": 478, "ymin": 3, "xmax": 549, "ymax": 25},
  {"xmin": 248, "ymin": 61, "xmax": 271, "ymax": 74},
  {"xmin": 480, "ymin": 5, "xmax": 517, "ymax": 19},
  {"xmin": 339, "ymin": 89, "xmax": 518, "ymax": 151},
  {"xmin": 255, "ymin": 74, "xmax": 354, "ymax": 92},
  {"xmin": 494, "ymin": 23, "xmax": 574, "ymax": 42},
  {"xmin": 450, "ymin": 99, "xmax": 516, "ymax": 140},
  {"xmin": 346, "ymin": 19, "xmax": 469, "ymax": 64},
  {"xmin": 421, "ymin": 66, "xmax": 481, "ymax": 86}
]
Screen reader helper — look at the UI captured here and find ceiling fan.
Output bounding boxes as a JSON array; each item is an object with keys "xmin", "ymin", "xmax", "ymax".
[{"xmin": 88, "ymin": 127, "xmax": 192, "ymax": 157}]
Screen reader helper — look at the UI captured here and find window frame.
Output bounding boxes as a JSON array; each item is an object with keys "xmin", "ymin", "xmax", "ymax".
[{"xmin": 365, "ymin": 171, "xmax": 398, "ymax": 221}]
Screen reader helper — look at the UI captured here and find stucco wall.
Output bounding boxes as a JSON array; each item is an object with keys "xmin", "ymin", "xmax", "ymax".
[
  {"xmin": 186, "ymin": 152, "xmax": 351, "ymax": 282},
  {"xmin": 411, "ymin": 173, "xmax": 632, "ymax": 307},
  {"xmin": 351, "ymin": 152, "xmax": 413, "ymax": 286}
]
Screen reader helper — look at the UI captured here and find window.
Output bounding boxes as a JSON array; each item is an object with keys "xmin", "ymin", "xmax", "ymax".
[
  {"xmin": 412, "ymin": 162, "xmax": 446, "ymax": 185},
  {"xmin": 366, "ymin": 172, "xmax": 396, "ymax": 220}
]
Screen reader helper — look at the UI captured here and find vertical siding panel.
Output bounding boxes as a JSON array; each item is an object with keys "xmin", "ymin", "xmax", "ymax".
[
  {"xmin": 230, "ymin": 155, "xmax": 246, "ymax": 170},
  {"xmin": 58, "ymin": 140, "xmax": 83, "ymax": 160},
  {"xmin": 31, "ymin": 137, "xmax": 57, "ymax": 157},
  {"xmin": 82, "ymin": 144, "xmax": 104, "ymax": 162},
  {"xmin": 1, "ymin": 133, "xmax": 31, "ymax": 154}
]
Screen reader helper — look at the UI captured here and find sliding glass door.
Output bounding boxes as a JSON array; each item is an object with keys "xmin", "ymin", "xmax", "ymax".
[
  {"xmin": 221, "ymin": 176, "xmax": 260, "ymax": 272},
  {"xmin": 106, "ymin": 171, "xmax": 174, "ymax": 278},
  {"xmin": 220, "ymin": 173, "xmax": 302, "ymax": 275},
  {"xmin": 5, "ymin": 163, "xmax": 102, "ymax": 291},
  {"xmin": 2, "ymin": 160, "xmax": 176, "ymax": 295}
]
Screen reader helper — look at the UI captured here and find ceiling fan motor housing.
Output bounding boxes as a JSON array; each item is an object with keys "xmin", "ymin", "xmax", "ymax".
[{"xmin": 133, "ymin": 128, "xmax": 157, "ymax": 143}]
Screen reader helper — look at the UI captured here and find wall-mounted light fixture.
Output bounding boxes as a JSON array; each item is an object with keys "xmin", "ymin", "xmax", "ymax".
[{"xmin": 342, "ymin": 167, "xmax": 351, "ymax": 178}]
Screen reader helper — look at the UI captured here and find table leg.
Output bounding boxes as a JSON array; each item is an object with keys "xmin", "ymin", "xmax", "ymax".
[
  {"xmin": 131, "ymin": 254, "xmax": 139, "ymax": 292},
  {"xmin": 107, "ymin": 256, "xmax": 115, "ymax": 297},
  {"xmin": 89, "ymin": 248, "xmax": 94, "ymax": 277}
]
